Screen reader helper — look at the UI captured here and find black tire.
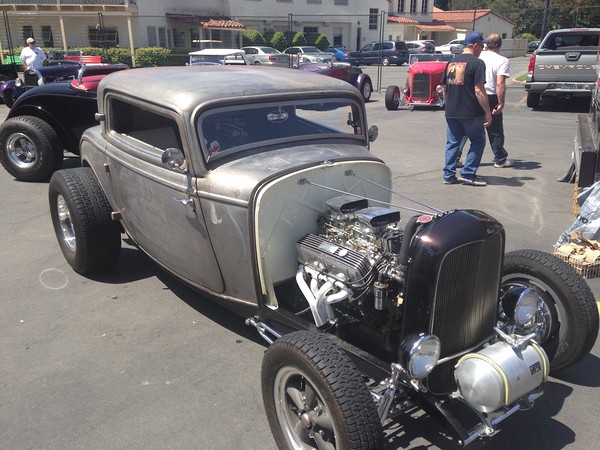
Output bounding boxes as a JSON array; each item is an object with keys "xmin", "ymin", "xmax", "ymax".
[
  {"xmin": 385, "ymin": 85, "xmax": 400, "ymax": 110},
  {"xmin": 527, "ymin": 92, "xmax": 540, "ymax": 108},
  {"xmin": 0, "ymin": 116, "xmax": 64, "ymax": 181},
  {"xmin": 502, "ymin": 249, "xmax": 598, "ymax": 371},
  {"xmin": 262, "ymin": 331, "xmax": 384, "ymax": 450},
  {"xmin": 359, "ymin": 79, "xmax": 373, "ymax": 102},
  {"xmin": 3, "ymin": 89, "xmax": 15, "ymax": 107},
  {"xmin": 254, "ymin": 61, "xmax": 261, "ymax": 65},
  {"xmin": 49, "ymin": 168, "xmax": 121, "ymax": 274},
  {"xmin": 381, "ymin": 56, "xmax": 390, "ymax": 66}
]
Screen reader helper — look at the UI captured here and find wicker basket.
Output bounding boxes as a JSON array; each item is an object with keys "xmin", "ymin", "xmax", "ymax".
[{"xmin": 554, "ymin": 243, "xmax": 600, "ymax": 278}]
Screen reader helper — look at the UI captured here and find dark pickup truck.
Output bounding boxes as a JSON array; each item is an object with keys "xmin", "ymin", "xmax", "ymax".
[{"xmin": 525, "ymin": 28, "xmax": 599, "ymax": 107}]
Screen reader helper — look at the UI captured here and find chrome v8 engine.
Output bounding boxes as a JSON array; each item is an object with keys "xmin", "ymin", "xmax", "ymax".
[{"xmin": 295, "ymin": 195, "xmax": 409, "ymax": 326}]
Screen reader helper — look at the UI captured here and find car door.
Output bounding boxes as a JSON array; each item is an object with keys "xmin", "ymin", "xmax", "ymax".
[
  {"xmin": 242, "ymin": 47, "xmax": 258, "ymax": 63},
  {"xmin": 103, "ymin": 95, "xmax": 225, "ymax": 293},
  {"xmin": 358, "ymin": 43, "xmax": 375, "ymax": 64}
]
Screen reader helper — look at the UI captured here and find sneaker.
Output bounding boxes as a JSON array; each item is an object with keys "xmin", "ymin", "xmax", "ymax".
[
  {"xmin": 458, "ymin": 175, "xmax": 487, "ymax": 186},
  {"xmin": 456, "ymin": 159, "xmax": 464, "ymax": 168},
  {"xmin": 443, "ymin": 177, "xmax": 459, "ymax": 185},
  {"xmin": 494, "ymin": 158, "xmax": 514, "ymax": 168}
]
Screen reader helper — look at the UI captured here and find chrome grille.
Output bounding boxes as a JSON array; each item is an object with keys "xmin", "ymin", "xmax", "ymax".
[{"xmin": 412, "ymin": 73, "xmax": 431, "ymax": 99}]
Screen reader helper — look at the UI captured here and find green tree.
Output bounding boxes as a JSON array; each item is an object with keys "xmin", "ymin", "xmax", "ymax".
[
  {"xmin": 271, "ymin": 31, "xmax": 288, "ymax": 51},
  {"xmin": 242, "ymin": 29, "xmax": 266, "ymax": 46},
  {"xmin": 291, "ymin": 32, "xmax": 307, "ymax": 46},
  {"xmin": 314, "ymin": 34, "xmax": 331, "ymax": 51}
]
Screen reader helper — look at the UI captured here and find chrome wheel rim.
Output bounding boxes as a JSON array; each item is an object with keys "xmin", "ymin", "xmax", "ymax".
[
  {"xmin": 274, "ymin": 367, "xmax": 338, "ymax": 450},
  {"xmin": 362, "ymin": 83, "xmax": 372, "ymax": 100},
  {"xmin": 7, "ymin": 132, "xmax": 37, "ymax": 169},
  {"xmin": 57, "ymin": 194, "xmax": 76, "ymax": 252},
  {"xmin": 501, "ymin": 275, "xmax": 562, "ymax": 344}
]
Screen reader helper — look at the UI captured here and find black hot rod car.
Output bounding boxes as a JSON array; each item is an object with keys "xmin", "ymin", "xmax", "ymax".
[{"xmin": 47, "ymin": 66, "xmax": 598, "ymax": 449}]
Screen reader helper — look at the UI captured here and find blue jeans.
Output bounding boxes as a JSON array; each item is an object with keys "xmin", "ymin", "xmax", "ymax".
[{"xmin": 443, "ymin": 117, "xmax": 486, "ymax": 181}]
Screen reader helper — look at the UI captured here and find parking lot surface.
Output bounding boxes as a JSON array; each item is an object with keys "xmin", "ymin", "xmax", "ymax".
[{"xmin": 1, "ymin": 63, "xmax": 599, "ymax": 449}]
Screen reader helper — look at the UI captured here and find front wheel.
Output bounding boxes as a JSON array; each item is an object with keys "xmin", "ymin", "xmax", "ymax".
[
  {"xmin": 502, "ymin": 249, "xmax": 599, "ymax": 371},
  {"xmin": 359, "ymin": 79, "xmax": 373, "ymax": 102},
  {"xmin": 49, "ymin": 168, "xmax": 122, "ymax": 274},
  {"xmin": 381, "ymin": 56, "xmax": 390, "ymax": 66},
  {"xmin": 385, "ymin": 85, "xmax": 401, "ymax": 110},
  {"xmin": 0, "ymin": 116, "xmax": 64, "ymax": 181},
  {"xmin": 262, "ymin": 331, "xmax": 384, "ymax": 449}
]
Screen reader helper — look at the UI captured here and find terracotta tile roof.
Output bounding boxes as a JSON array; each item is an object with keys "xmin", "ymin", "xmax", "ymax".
[
  {"xmin": 202, "ymin": 19, "xmax": 245, "ymax": 29},
  {"xmin": 417, "ymin": 21, "xmax": 456, "ymax": 32},
  {"xmin": 387, "ymin": 15, "xmax": 419, "ymax": 25},
  {"xmin": 433, "ymin": 7, "xmax": 492, "ymax": 22}
]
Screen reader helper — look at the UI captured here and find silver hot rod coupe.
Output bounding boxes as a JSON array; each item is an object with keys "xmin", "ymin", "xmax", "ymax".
[{"xmin": 48, "ymin": 66, "xmax": 598, "ymax": 449}]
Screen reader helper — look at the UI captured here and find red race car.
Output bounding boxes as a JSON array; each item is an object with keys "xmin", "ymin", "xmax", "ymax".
[{"xmin": 385, "ymin": 53, "xmax": 455, "ymax": 110}]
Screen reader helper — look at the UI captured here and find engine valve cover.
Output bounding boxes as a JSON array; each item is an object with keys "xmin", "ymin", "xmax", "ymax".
[
  {"xmin": 454, "ymin": 340, "xmax": 549, "ymax": 413},
  {"xmin": 297, "ymin": 233, "xmax": 371, "ymax": 281}
]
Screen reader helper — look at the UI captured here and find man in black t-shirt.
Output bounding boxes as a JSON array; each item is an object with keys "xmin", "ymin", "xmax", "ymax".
[{"xmin": 441, "ymin": 31, "xmax": 492, "ymax": 186}]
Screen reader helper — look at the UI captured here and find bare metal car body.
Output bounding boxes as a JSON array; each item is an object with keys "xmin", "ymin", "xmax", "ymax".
[{"xmin": 48, "ymin": 66, "xmax": 598, "ymax": 449}]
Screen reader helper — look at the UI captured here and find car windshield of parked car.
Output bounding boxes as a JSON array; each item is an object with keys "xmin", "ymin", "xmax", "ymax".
[
  {"xmin": 197, "ymin": 98, "xmax": 365, "ymax": 163},
  {"xmin": 260, "ymin": 47, "xmax": 280, "ymax": 54},
  {"xmin": 408, "ymin": 53, "xmax": 454, "ymax": 65},
  {"xmin": 301, "ymin": 47, "xmax": 322, "ymax": 54}
]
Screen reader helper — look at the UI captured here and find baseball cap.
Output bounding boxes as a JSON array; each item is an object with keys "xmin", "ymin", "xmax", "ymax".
[
  {"xmin": 463, "ymin": 31, "xmax": 490, "ymax": 45},
  {"xmin": 26, "ymin": 37, "xmax": 35, "ymax": 44}
]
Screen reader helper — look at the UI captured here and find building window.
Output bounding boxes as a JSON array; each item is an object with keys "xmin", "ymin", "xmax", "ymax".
[
  {"xmin": 173, "ymin": 28, "xmax": 185, "ymax": 48},
  {"xmin": 88, "ymin": 26, "xmax": 119, "ymax": 48},
  {"xmin": 42, "ymin": 26, "xmax": 54, "ymax": 47},
  {"xmin": 158, "ymin": 27, "xmax": 167, "ymax": 47},
  {"xmin": 410, "ymin": 0, "xmax": 417, "ymax": 13},
  {"xmin": 147, "ymin": 26, "xmax": 157, "ymax": 47},
  {"xmin": 334, "ymin": 0, "xmax": 348, "ymax": 5},
  {"xmin": 22, "ymin": 25, "xmax": 33, "ymax": 42},
  {"xmin": 422, "ymin": 0, "xmax": 428, "ymax": 14},
  {"xmin": 397, "ymin": 0, "xmax": 405, "ymax": 13},
  {"xmin": 307, "ymin": 0, "xmax": 321, "ymax": 3},
  {"xmin": 369, "ymin": 9, "xmax": 378, "ymax": 30}
]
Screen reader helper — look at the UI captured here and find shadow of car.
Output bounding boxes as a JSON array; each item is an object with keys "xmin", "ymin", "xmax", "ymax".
[{"xmin": 0, "ymin": 64, "xmax": 129, "ymax": 181}]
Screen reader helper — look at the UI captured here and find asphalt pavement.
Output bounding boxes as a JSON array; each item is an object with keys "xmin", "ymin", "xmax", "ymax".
[{"xmin": 0, "ymin": 59, "xmax": 599, "ymax": 450}]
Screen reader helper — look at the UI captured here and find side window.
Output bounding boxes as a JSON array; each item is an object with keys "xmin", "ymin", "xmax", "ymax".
[
  {"xmin": 383, "ymin": 42, "xmax": 393, "ymax": 50},
  {"xmin": 362, "ymin": 43, "xmax": 374, "ymax": 51},
  {"xmin": 110, "ymin": 98, "xmax": 182, "ymax": 151},
  {"xmin": 373, "ymin": 43, "xmax": 381, "ymax": 51}
]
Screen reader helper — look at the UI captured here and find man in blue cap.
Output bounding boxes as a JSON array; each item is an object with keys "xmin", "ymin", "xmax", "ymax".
[{"xmin": 441, "ymin": 31, "xmax": 492, "ymax": 186}]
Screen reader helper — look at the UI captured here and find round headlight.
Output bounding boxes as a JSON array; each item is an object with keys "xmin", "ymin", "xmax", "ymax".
[
  {"xmin": 402, "ymin": 87, "xmax": 409, "ymax": 95},
  {"xmin": 436, "ymin": 85, "xmax": 444, "ymax": 94},
  {"xmin": 514, "ymin": 287, "xmax": 539, "ymax": 326},
  {"xmin": 401, "ymin": 333, "xmax": 441, "ymax": 379}
]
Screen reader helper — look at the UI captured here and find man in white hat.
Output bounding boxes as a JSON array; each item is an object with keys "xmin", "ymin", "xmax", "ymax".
[{"xmin": 20, "ymin": 37, "xmax": 46, "ymax": 71}]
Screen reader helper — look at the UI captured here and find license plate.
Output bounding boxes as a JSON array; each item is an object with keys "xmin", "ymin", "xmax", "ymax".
[{"xmin": 562, "ymin": 83, "xmax": 577, "ymax": 89}]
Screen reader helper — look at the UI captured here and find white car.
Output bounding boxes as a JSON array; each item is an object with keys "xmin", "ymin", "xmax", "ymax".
[
  {"xmin": 241, "ymin": 46, "xmax": 290, "ymax": 67},
  {"xmin": 283, "ymin": 46, "xmax": 333, "ymax": 65},
  {"xmin": 435, "ymin": 39, "xmax": 465, "ymax": 53},
  {"xmin": 188, "ymin": 48, "xmax": 250, "ymax": 66}
]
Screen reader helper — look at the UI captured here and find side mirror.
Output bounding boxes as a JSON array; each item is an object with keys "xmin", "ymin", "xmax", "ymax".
[
  {"xmin": 161, "ymin": 148, "xmax": 187, "ymax": 173},
  {"xmin": 368, "ymin": 125, "xmax": 378, "ymax": 142}
]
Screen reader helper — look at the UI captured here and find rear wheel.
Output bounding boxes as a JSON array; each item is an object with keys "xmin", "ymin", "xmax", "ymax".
[
  {"xmin": 254, "ymin": 61, "xmax": 261, "ymax": 65},
  {"xmin": 49, "ymin": 168, "xmax": 121, "ymax": 274},
  {"xmin": 502, "ymin": 249, "xmax": 598, "ymax": 371},
  {"xmin": 385, "ymin": 85, "xmax": 401, "ymax": 110},
  {"xmin": 262, "ymin": 331, "xmax": 384, "ymax": 449},
  {"xmin": 527, "ymin": 92, "xmax": 541, "ymax": 108},
  {"xmin": 0, "ymin": 115, "xmax": 64, "ymax": 181}
]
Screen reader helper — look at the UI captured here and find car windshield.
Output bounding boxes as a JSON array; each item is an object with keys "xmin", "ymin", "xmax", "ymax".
[
  {"xmin": 302, "ymin": 47, "xmax": 321, "ymax": 54},
  {"xmin": 408, "ymin": 53, "xmax": 454, "ymax": 65},
  {"xmin": 197, "ymin": 98, "xmax": 366, "ymax": 163},
  {"xmin": 261, "ymin": 47, "xmax": 280, "ymax": 54}
]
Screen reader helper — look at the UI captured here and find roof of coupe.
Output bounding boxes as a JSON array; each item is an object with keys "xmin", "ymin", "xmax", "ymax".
[{"xmin": 97, "ymin": 66, "xmax": 361, "ymax": 112}]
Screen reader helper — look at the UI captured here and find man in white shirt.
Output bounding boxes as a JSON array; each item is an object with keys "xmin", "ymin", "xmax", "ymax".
[
  {"xmin": 479, "ymin": 33, "xmax": 513, "ymax": 168},
  {"xmin": 20, "ymin": 37, "xmax": 46, "ymax": 71}
]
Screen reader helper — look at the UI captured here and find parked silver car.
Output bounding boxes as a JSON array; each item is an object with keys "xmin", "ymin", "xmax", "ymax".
[
  {"xmin": 241, "ymin": 46, "xmax": 290, "ymax": 67},
  {"xmin": 48, "ymin": 66, "xmax": 597, "ymax": 450}
]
